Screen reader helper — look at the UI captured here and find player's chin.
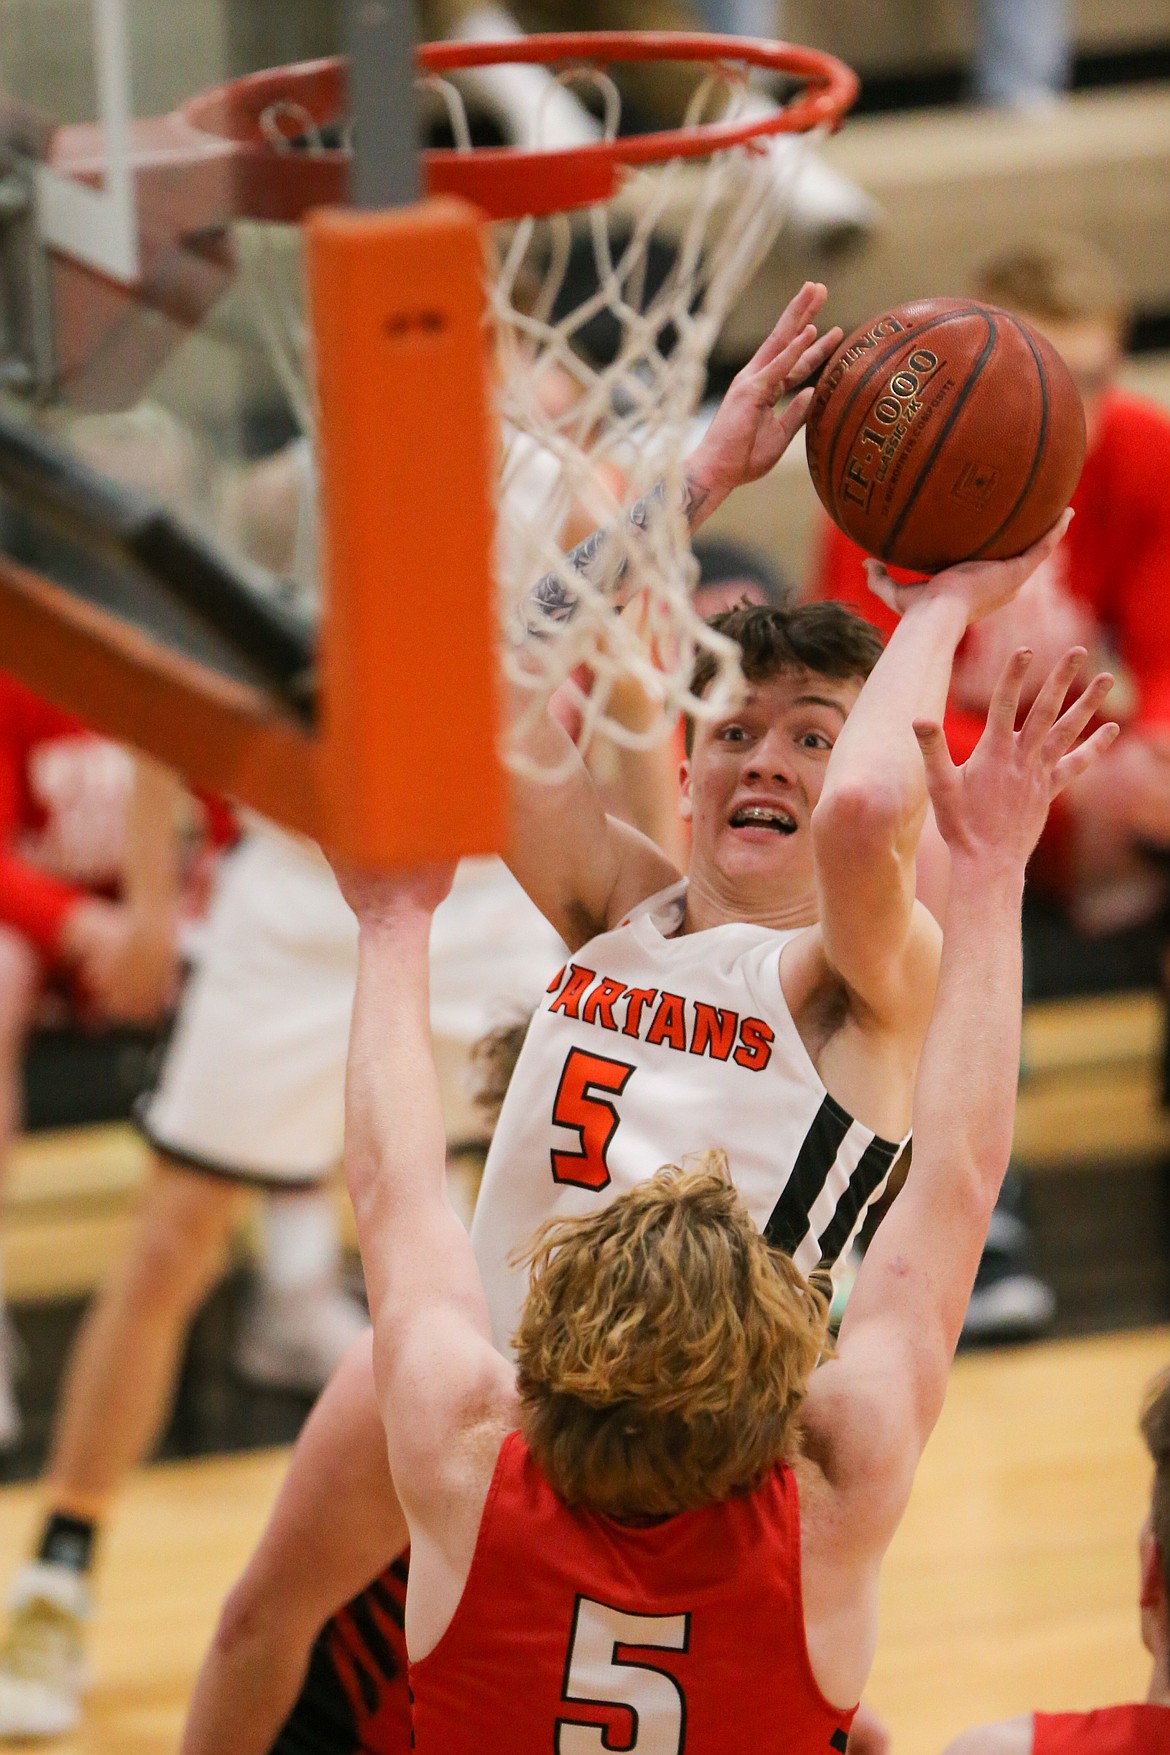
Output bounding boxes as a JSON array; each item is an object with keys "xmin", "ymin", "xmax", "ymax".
[{"xmin": 719, "ymin": 824, "xmax": 801, "ymax": 871}]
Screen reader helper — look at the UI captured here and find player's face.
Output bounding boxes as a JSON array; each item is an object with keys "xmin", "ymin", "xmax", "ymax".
[
  {"xmin": 1019, "ymin": 312, "xmax": 1123, "ymax": 445},
  {"xmin": 681, "ymin": 668, "xmax": 861, "ymax": 895}
]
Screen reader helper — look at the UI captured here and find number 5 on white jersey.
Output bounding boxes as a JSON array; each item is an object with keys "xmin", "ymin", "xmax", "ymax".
[{"xmin": 556, "ymin": 1595, "xmax": 690, "ymax": 1754}]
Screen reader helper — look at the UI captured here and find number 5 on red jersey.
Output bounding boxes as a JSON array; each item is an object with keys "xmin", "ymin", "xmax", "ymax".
[{"xmin": 551, "ymin": 1047, "xmax": 636, "ymax": 1191}]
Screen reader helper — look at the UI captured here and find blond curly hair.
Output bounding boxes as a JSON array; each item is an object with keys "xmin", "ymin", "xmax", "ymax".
[{"xmin": 513, "ymin": 1152, "xmax": 829, "ymax": 1518}]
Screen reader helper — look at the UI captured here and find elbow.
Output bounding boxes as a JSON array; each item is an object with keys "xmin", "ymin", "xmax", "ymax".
[
  {"xmin": 948, "ymin": 1147, "xmax": 1009, "ymax": 1242},
  {"xmin": 813, "ymin": 778, "xmax": 915, "ymax": 859}
]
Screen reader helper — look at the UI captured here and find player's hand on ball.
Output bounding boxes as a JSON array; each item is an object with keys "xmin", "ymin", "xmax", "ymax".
[
  {"xmin": 913, "ymin": 646, "xmax": 1118, "ymax": 866},
  {"xmin": 684, "ymin": 281, "xmax": 843, "ymax": 513},
  {"xmin": 329, "ymin": 859, "xmax": 457, "ymax": 929},
  {"xmin": 865, "ymin": 511, "xmax": 1073, "ymax": 626}
]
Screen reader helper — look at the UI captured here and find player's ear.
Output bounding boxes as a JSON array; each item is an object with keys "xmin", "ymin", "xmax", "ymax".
[{"xmin": 679, "ymin": 757, "xmax": 693, "ymax": 822}]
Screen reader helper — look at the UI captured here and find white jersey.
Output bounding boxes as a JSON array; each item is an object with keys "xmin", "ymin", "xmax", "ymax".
[{"xmin": 471, "ymin": 880, "xmax": 906, "ymax": 1353}]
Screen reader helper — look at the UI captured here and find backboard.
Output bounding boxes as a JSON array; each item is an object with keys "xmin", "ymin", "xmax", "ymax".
[{"xmin": 0, "ymin": 0, "xmax": 505, "ymax": 866}]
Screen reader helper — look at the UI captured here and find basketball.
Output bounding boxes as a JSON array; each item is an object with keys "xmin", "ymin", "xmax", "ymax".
[{"xmin": 804, "ymin": 298, "xmax": 1087, "ymax": 573}]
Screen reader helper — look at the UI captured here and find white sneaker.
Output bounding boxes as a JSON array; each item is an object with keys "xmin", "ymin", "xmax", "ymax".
[
  {"xmin": 452, "ymin": 8, "xmax": 603, "ymax": 154},
  {"xmin": 233, "ymin": 1286, "xmax": 369, "ymax": 1394},
  {"xmin": 0, "ymin": 1563, "xmax": 90, "ymax": 1740},
  {"xmin": 828, "ymin": 1246, "xmax": 862, "ymax": 1328},
  {"xmin": 770, "ymin": 137, "xmax": 881, "ymax": 255}
]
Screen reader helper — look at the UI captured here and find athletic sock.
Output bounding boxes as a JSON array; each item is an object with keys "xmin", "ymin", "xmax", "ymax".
[{"xmin": 35, "ymin": 1512, "xmax": 96, "ymax": 1576}]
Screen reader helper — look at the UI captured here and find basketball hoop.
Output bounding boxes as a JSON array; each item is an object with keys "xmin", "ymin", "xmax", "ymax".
[
  {"xmin": 203, "ymin": 32, "xmax": 858, "ymax": 778},
  {"xmin": 0, "ymin": 30, "xmax": 858, "ymax": 854}
]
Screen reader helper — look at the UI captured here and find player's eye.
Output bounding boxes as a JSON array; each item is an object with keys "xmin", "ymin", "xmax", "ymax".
[
  {"xmin": 799, "ymin": 730, "xmax": 833, "ymax": 751},
  {"xmin": 718, "ymin": 724, "xmax": 749, "ymax": 743}
]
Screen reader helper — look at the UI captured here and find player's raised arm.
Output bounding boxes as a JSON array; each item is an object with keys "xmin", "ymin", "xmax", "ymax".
[
  {"xmin": 806, "ymin": 647, "xmax": 1118, "ymax": 1539},
  {"xmin": 505, "ymin": 285, "xmax": 842, "ymax": 947},
  {"xmin": 330, "ymin": 862, "xmax": 514, "ymax": 1513},
  {"xmin": 810, "ymin": 514, "xmax": 1072, "ymax": 1027}
]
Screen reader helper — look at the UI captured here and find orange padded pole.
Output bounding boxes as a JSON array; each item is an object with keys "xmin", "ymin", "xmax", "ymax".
[{"xmin": 307, "ymin": 196, "xmax": 505, "ymax": 867}]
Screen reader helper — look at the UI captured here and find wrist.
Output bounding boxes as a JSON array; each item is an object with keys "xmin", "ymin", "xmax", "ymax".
[
  {"xmin": 357, "ymin": 909, "xmax": 433, "ymax": 946},
  {"xmin": 947, "ymin": 848, "xmax": 1027, "ymax": 900},
  {"xmin": 898, "ymin": 586, "xmax": 970, "ymax": 643},
  {"xmin": 681, "ymin": 460, "xmax": 723, "ymax": 531}
]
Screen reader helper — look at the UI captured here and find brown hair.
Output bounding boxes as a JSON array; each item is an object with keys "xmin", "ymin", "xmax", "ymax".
[
  {"xmin": 685, "ymin": 601, "xmax": 885, "ymax": 753},
  {"xmin": 976, "ymin": 235, "xmax": 1130, "ymax": 331},
  {"xmin": 471, "ymin": 1015, "xmax": 534, "ymax": 1130},
  {"xmin": 513, "ymin": 1153, "xmax": 829, "ymax": 1518},
  {"xmin": 1141, "ymin": 1367, "xmax": 1170, "ymax": 1601}
]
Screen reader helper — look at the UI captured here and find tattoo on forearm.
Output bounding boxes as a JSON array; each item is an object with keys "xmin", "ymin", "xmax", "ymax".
[{"xmin": 514, "ymin": 471, "xmax": 711, "ymax": 643}]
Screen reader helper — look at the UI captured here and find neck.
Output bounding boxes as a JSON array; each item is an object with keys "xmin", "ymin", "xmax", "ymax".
[
  {"xmin": 1147, "ymin": 1643, "xmax": 1170, "ymax": 1706},
  {"xmin": 682, "ymin": 861, "xmax": 819, "ymax": 935}
]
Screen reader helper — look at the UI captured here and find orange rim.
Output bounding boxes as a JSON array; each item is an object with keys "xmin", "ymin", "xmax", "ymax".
[{"xmin": 181, "ymin": 32, "xmax": 859, "ymax": 221}]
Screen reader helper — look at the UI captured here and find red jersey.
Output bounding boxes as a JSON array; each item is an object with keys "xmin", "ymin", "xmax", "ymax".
[
  {"xmin": 0, "ymin": 671, "xmax": 238, "ymax": 968},
  {"xmin": 0, "ymin": 672, "xmax": 92, "ymax": 960},
  {"xmin": 410, "ymin": 1429, "xmax": 854, "ymax": 1755},
  {"xmin": 1034, "ymin": 1703, "xmax": 1170, "ymax": 1752}
]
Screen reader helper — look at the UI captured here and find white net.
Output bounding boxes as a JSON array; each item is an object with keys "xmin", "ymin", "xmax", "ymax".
[{"xmin": 247, "ymin": 50, "xmax": 812, "ymax": 778}]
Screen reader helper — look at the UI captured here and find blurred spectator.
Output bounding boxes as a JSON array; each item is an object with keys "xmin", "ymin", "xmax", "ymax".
[
  {"xmin": 0, "ymin": 687, "xmax": 182, "ymax": 1448},
  {"xmin": 809, "ymin": 234, "xmax": 1170, "ymax": 1343},
  {"xmin": 695, "ymin": 0, "xmax": 1071, "ymax": 121},
  {"xmin": 694, "ymin": 0, "xmax": 777, "ymax": 35},
  {"xmin": 971, "ymin": 0, "xmax": 1072, "ymax": 111},
  {"xmin": 941, "ymin": 1363, "xmax": 1170, "ymax": 1754},
  {"xmin": 63, "ymin": 407, "xmax": 365, "ymax": 1391},
  {"xmin": 420, "ymin": 0, "xmax": 879, "ymax": 252}
]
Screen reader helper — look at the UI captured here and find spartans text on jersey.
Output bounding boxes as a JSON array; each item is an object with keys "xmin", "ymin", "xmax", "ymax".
[{"xmin": 546, "ymin": 964, "xmax": 776, "ymax": 1071}]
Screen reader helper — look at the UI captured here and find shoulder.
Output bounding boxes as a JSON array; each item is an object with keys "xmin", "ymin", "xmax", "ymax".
[
  {"xmin": 1091, "ymin": 391, "xmax": 1170, "ymax": 487},
  {"xmin": 1099, "ymin": 387, "xmax": 1170, "ymax": 444},
  {"xmin": 797, "ymin": 1363, "xmax": 918, "ymax": 1560},
  {"xmin": 376, "ymin": 1311, "xmax": 518, "ymax": 1523},
  {"xmin": 942, "ymin": 1719, "xmax": 1034, "ymax": 1755},
  {"xmin": 598, "ymin": 826, "xmax": 683, "ymax": 939}
]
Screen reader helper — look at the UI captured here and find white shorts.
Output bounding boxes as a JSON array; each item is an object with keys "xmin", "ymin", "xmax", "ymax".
[{"xmin": 139, "ymin": 825, "xmax": 563, "ymax": 1186}]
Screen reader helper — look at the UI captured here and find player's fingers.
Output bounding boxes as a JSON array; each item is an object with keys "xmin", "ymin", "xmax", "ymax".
[
  {"xmin": 913, "ymin": 719, "xmax": 955, "ymax": 791},
  {"xmin": 985, "ymin": 647, "xmax": 1033, "ymax": 736},
  {"xmin": 863, "ymin": 556, "xmax": 890, "ymax": 593},
  {"xmin": 1052, "ymin": 721, "xmax": 1121, "ymax": 792},
  {"xmin": 750, "ymin": 282, "xmax": 826, "ymax": 368},
  {"xmin": 785, "ymin": 325, "xmax": 844, "ymax": 392},
  {"xmin": 758, "ymin": 324, "xmax": 818, "ymax": 401},
  {"xmin": 1018, "ymin": 645, "xmax": 1087, "ymax": 753},
  {"xmin": 1042, "ymin": 670, "xmax": 1114, "ymax": 761},
  {"xmin": 773, "ymin": 384, "xmax": 815, "ymax": 441}
]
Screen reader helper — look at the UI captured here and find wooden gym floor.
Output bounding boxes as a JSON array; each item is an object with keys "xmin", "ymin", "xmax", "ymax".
[{"xmin": 0, "ymin": 1324, "xmax": 1156, "ymax": 1754}]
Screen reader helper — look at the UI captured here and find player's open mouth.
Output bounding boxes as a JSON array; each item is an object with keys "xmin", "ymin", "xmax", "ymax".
[{"xmin": 729, "ymin": 805, "xmax": 797, "ymax": 835}]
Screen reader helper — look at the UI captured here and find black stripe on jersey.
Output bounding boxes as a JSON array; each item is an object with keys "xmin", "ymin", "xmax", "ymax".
[
  {"xmin": 366, "ymin": 1574, "xmax": 406, "ymax": 1632},
  {"xmin": 347, "ymin": 1592, "xmax": 401, "ymax": 1687},
  {"xmin": 763, "ymin": 1095, "xmax": 854, "ymax": 1257},
  {"xmin": 815, "ymin": 1133, "xmax": 901, "ymax": 1272},
  {"xmin": 831, "ymin": 1731, "xmax": 849, "ymax": 1752}
]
